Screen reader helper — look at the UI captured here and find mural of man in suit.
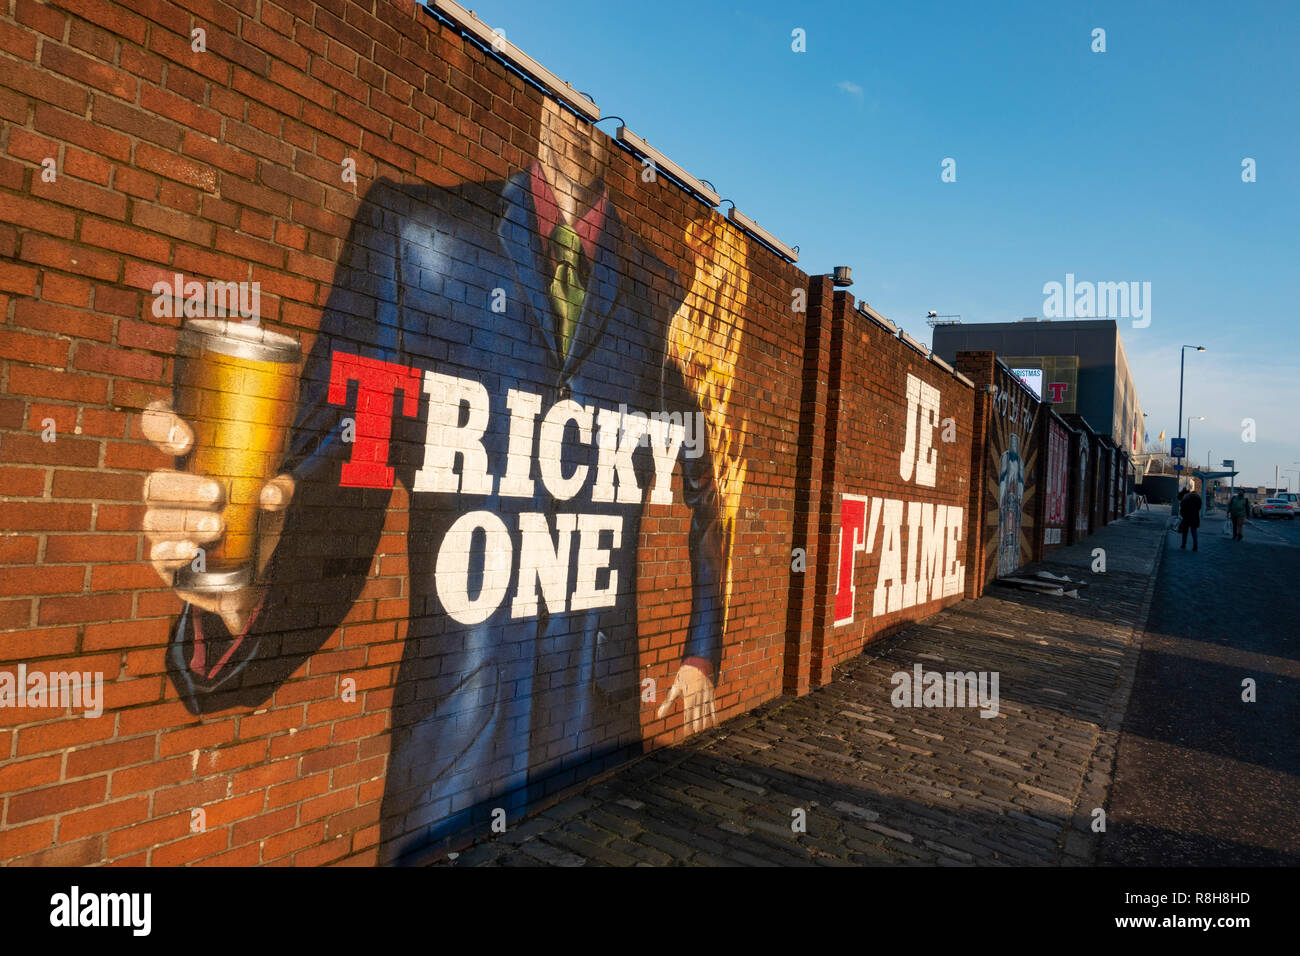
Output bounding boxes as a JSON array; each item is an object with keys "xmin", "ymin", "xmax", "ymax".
[
  {"xmin": 141, "ymin": 96, "xmax": 725, "ymax": 864},
  {"xmin": 996, "ymin": 432, "xmax": 1025, "ymax": 575}
]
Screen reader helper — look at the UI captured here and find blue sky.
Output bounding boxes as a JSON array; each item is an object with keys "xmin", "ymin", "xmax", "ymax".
[{"xmin": 444, "ymin": 1, "xmax": 1300, "ymax": 487}]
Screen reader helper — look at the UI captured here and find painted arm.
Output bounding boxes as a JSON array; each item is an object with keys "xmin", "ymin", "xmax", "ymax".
[
  {"xmin": 652, "ymin": 358, "xmax": 724, "ymax": 735},
  {"xmin": 664, "ymin": 359, "xmax": 724, "ymax": 676},
  {"xmin": 162, "ymin": 183, "xmax": 413, "ymax": 714}
]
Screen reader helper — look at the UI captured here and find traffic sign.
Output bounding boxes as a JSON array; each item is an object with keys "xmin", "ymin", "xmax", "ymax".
[{"xmin": 1170, "ymin": 438, "xmax": 1186, "ymax": 458}]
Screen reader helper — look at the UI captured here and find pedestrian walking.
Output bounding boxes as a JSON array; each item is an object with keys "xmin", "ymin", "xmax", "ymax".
[
  {"xmin": 1227, "ymin": 489, "xmax": 1249, "ymax": 540},
  {"xmin": 1179, "ymin": 487, "xmax": 1203, "ymax": 551}
]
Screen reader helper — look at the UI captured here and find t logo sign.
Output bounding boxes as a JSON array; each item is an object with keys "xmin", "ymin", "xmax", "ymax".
[
  {"xmin": 1047, "ymin": 382, "xmax": 1068, "ymax": 402},
  {"xmin": 899, "ymin": 374, "xmax": 941, "ymax": 487}
]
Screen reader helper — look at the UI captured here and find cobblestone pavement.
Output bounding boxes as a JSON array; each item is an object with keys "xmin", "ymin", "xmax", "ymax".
[
  {"xmin": 1099, "ymin": 510, "xmax": 1300, "ymax": 865},
  {"xmin": 440, "ymin": 514, "xmax": 1166, "ymax": 867}
]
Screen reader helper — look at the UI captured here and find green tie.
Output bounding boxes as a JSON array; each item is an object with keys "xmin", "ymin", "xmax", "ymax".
[{"xmin": 548, "ymin": 222, "xmax": 585, "ymax": 359}]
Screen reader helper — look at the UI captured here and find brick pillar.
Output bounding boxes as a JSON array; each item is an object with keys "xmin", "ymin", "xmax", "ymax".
[
  {"xmin": 782, "ymin": 275, "xmax": 834, "ymax": 696},
  {"xmin": 956, "ymin": 351, "xmax": 995, "ymax": 598},
  {"xmin": 1031, "ymin": 408, "xmax": 1052, "ymax": 562},
  {"xmin": 1088, "ymin": 437, "xmax": 1099, "ymax": 534},
  {"xmin": 805, "ymin": 288, "xmax": 858, "ymax": 688},
  {"xmin": 1065, "ymin": 429, "xmax": 1082, "ymax": 546}
]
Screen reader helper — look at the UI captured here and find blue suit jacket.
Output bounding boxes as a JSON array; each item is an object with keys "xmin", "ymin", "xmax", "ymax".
[{"xmin": 167, "ymin": 172, "xmax": 724, "ymax": 863}]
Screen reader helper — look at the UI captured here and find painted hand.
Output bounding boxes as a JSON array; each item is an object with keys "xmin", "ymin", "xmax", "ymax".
[
  {"xmin": 141, "ymin": 400, "xmax": 294, "ymax": 633},
  {"xmin": 656, "ymin": 662, "xmax": 717, "ymax": 736}
]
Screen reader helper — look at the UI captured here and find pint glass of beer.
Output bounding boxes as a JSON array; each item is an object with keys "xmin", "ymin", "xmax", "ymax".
[{"xmin": 171, "ymin": 319, "xmax": 301, "ymax": 592}]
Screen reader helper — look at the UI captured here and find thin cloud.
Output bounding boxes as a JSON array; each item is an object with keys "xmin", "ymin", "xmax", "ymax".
[{"xmin": 836, "ymin": 80, "xmax": 864, "ymax": 100}]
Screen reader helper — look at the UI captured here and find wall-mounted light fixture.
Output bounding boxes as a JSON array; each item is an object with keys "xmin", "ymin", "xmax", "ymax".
[
  {"xmin": 614, "ymin": 126, "xmax": 719, "ymax": 206},
  {"xmin": 428, "ymin": 0, "xmax": 600, "ymax": 121},
  {"xmin": 899, "ymin": 330, "xmax": 928, "ymax": 355},
  {"xmin": 855, "ymin": 300, "xmax": 897, "ymax": 334},
  {"xmin": 928, "ymin": 352, "xmax": 954, "ymax": 374},
  {"xmin": 726, "ymin": 206, "xmax": 798, "ymax": 262}
]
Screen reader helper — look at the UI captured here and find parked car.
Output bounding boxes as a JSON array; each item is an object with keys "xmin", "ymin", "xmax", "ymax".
[{"xmin": 1254, "ymin": 497, "xmax": 1296, "ymax": 519}]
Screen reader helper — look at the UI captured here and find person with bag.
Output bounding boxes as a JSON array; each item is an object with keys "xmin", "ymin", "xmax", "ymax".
[
  {"xmin": 1179, "ymin": 487, "xmax": 1203, "ymax": 550},
  {"xmin": 1227, "ymin": 490, "xmax": 1250, "ymax": 540}
]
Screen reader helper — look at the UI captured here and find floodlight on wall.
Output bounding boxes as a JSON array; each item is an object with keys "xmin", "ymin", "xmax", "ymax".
[
  {"xmin": 726, "ymin": 206, "xmax": 798, "ymax": 262},
  {"xmin": 428, "ymin": 0, "xmax": 600, "ymax": 122},
  {"xmin": 899, "ymin": 330, "xmax": 928, "ymax": 355},
  {"xmin": 832, "ymin": 266, "xmax": 853, "ymax": 287},
  {"xmin": 615, "ymin": 126, "xmax": 720, "ymax": 206},
  {"xmin": 855, "ymin": 300, "xmax": 897, "ymax": 334},
  {"xmin": 929, "ymin": 352, "xmax": 954, "ymax": 374}
]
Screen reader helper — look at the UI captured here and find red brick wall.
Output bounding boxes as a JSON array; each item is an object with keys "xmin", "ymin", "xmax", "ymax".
[
  {"xmin": 0, "ymin": 0, "xmax": 814, "ymax": 865},
  {"xmin": 955, "ymin": 350, "xmax": 993, "ymax": 598},
  {"xmin": 1040, "ymin": 412, "xmax": 1069, "ymax": 556},
  {"xmin": 0, "ymin": 0, "xmax": 1093, "ymax": 868},
  {"xmin": 781, "ymin": 276, "xmax": 834, "ymax": 697},
  {"xmin": 797, "ymin": 292, "xmax": 975, "ymax": 687}
]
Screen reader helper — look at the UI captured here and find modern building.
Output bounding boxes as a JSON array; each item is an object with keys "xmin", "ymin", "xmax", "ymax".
[{"xmin": 931, "ymin": 318, "xmax": 1145, "ymax": 457}]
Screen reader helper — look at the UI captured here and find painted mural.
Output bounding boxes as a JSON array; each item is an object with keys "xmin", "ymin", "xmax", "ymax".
[
  {"xmin": 669, "ymin": 217, "xmax": 750, "ymax": 630},
  {"xmin": 139, "ymin": 96, "xmax": 751, "ymax": 865},
  {"xmin": 983, "ymin": 365, "xmax": 1040, "ymax": 584},
  {"xmin": 1094, "ymin": 443, "xmax": 1111, "ymax": 529},
  {"xmin": 834, "ymin": 373, "xmax": 967, "ymax": 627},
  {"xmin": 1043, "ymin": 417, "xmax": 1068, "ymax": 548},
  {"xmin": 1071, "ymin": 429, "xmax": 1091, "ymax": 536}
]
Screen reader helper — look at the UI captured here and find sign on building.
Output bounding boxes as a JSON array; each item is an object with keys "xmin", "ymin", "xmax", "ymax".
[{"xmin": 1011, "ymin": 368, "xmax": 1042, "ymax": 399}]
